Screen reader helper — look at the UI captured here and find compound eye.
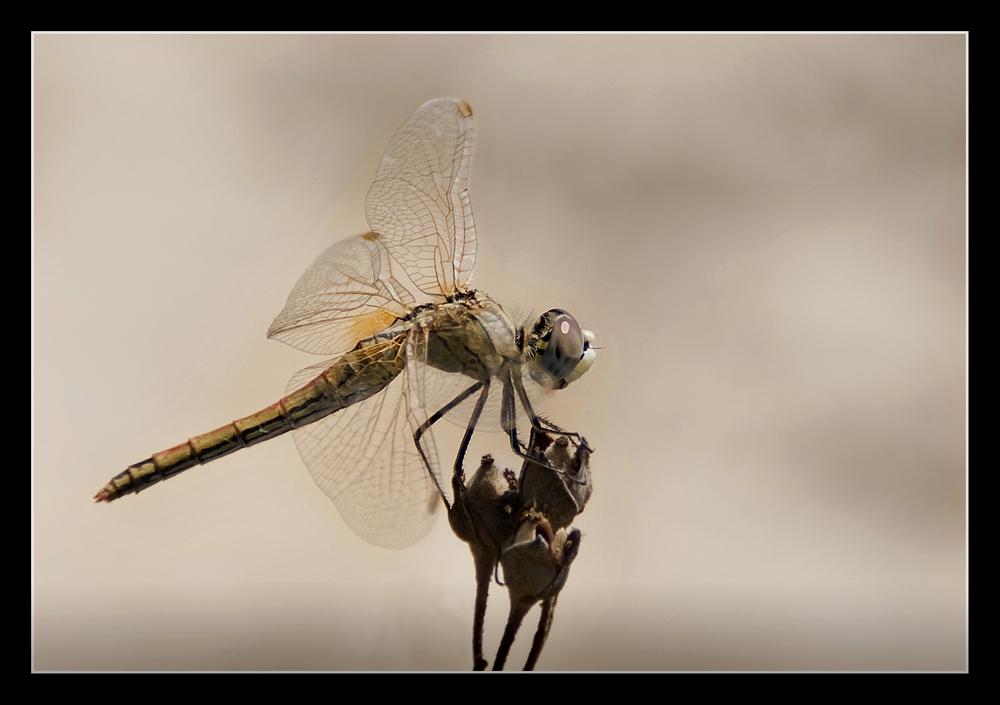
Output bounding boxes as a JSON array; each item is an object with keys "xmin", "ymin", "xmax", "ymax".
[
  {"xmin": 541, "ymin": 312, "xmax": 584, "ymax": 380},
  {"xmin": 553, "ymin": 314, "xmax": 584, "ymax": 360}
]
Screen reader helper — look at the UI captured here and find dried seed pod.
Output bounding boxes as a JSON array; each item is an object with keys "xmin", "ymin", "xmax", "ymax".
[
  {"xmin": 493, "ymin": 512, "xmax": 582, "ymax": 671},
  {"xmin": 448, "ymin": 454, "xmax": 520, "ymax": 552},
  {"xmin": 450, "ymin": 429, "xmax": 593, "ymax": 671},
  {"xmin": 519, "ymin": 434, "xmax": 593, "ymax": 530},
  {"xmin": 502, "ymin": 510, "xmax": 581, "ymax": 603}
]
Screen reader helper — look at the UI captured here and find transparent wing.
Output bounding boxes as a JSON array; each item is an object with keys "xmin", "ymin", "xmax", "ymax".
[
  {"xmin": 286, "ymin": 353, "xmax": 442, "ymax": 549},
  {"xmin": 365, "ymin": 97, "xmax": 478, "ymax": 298},
  {"xmin": 268, "ymin": 232, "xmax": 418, "ymax": 356}
]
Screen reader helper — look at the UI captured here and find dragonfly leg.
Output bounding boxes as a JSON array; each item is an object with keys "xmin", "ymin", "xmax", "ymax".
[
  {"xmin": 454, "ymin": 379, "xmax": 491, "ymax": 478},
  {"xmin": 504, "ymin": 374, "xmax": 589, "ymax": 487},
  {"xmin": 501, "ymin": 375, "xmax": 534, "ymax": 455},
  {"xmin": 449, "ymin": 381, "xmax": 493, "ymax": 530},
  {"xmin": 413, "ymin": 381, "xmax": 483, "ymax": 510},
  {"xmin": 511, "ymin": 373, "xmax": 589, "ymax": 448},
  {"xmin": 504, "ymin": 431, "xmax": 588, "ymax": 487}
]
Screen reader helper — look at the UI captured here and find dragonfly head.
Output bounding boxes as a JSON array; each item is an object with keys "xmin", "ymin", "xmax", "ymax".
[{"xmin": 524, "ymin": 309, "xmax": 597, "ymax": 390}]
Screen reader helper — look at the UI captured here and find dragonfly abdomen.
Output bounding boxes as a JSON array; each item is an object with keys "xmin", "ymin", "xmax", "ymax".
[{"xmin": 95, "ymin": 334, "xmax": 407, "ymax": 503}]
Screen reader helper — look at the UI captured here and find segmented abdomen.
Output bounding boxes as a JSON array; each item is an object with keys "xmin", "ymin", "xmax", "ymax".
[{"xmin": 94, "ymin": 334, "xmax": 407, "ymax": 502}]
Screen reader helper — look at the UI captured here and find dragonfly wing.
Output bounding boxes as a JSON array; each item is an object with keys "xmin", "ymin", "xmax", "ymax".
[
  {"xmin": 268, "ymin": 232, "xmax": 419, "ymax": 356},
  {"xmin": 365, "ymin": 97, "xmax": 478, "ymax": 297},
  {"xmin": 286, "ymin": 354, "xmax": 442, "ymax": 549}
]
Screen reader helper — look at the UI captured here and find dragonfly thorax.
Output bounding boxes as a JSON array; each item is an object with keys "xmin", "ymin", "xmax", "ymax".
[{"xmin": 417, "ymin": 292, "xmax": 520, "ymax": 382}]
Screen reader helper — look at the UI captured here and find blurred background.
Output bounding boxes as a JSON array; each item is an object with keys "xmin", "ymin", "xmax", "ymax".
[{"xmin": 33, "ymin": 34, "xmax": 966, "ymax": 671}]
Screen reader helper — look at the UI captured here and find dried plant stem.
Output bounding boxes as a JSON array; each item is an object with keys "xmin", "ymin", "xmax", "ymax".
[
  {"xmin": 524, "ymin": 596, "xmax": 557, "ymax": 671},
  {"xmin": 472, "ymin": 551, "xmax": 493, "ymax": 671},
  {"xmin": 492, "ymin": 601, "xmax": 532, "ymax": 671}
]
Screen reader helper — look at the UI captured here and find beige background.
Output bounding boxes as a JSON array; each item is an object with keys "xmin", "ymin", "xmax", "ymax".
[{"xmin": 33, "ymin": 34, "xmax": 966, "ymax": 671}]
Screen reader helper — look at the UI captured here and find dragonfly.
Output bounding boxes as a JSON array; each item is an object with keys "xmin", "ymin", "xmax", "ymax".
[{"xmin": 94, "ymin": 97, "xmax": 598, "ymax": 549}]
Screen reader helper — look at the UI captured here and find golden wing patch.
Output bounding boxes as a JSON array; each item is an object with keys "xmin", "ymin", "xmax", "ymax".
[{"xmin": 349, "ymin": 308, "xmax": 399, "ymax": 343}]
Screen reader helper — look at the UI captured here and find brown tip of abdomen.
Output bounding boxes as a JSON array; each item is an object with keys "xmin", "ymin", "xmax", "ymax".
[{"xmin": 93, "ymin": 488, "xmax": 112, "ymax": 503}]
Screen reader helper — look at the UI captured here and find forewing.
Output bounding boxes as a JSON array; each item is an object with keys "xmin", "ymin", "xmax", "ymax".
[
  {"xmin": 365, "ymin": 98, "xmax": 478, "ymax": 297},
  {"xmin": 286, "ymin": 355, "xmax": 442, "ymax": 549},
  {"xmin": 268, "ymin": 233, "xmax": 417, "ymax": 356}
]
